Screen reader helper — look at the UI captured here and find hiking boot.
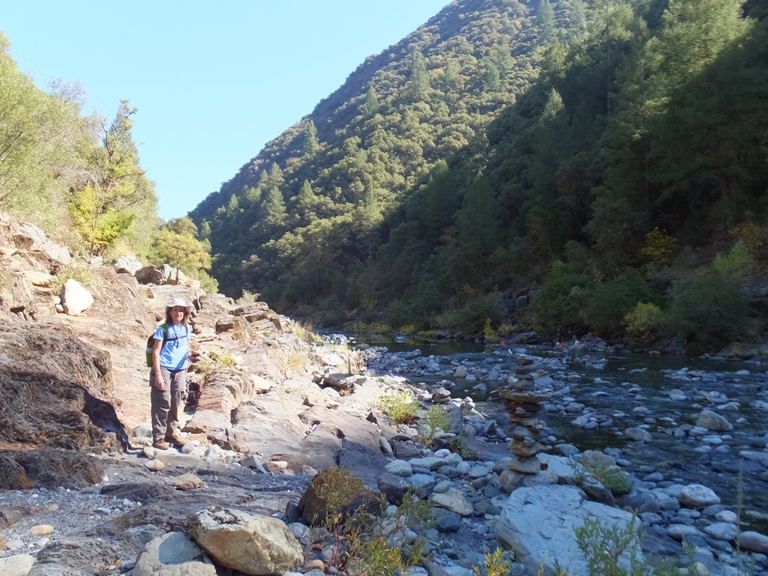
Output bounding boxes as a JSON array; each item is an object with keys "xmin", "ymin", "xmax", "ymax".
[
  {"xmin": 152, "ymin": 440, "xmax": 170, "ymax": 450},
  {"xmin": 165, "ymin": 433, "xmax": 186, "ymax": 446}
]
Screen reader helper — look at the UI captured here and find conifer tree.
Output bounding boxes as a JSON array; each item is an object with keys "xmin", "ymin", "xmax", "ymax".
[
  {"xmin": 484, "ymin": 63, "xmax": 502, "ymax": 92},
  {"xmin": 362, "ymin": 85, "xmax": 380, "ymax": 116},
  {"xmin": 297, "ymin": 179, "xmax": 317, "ymax": 221},
  {"xmin": 537, "ymin": 0, "xmax": 557, "ymax": 44},
  {"xmin": 409, "ymin": 51, "xmax": 430, "ymax": 98},
  {"xmin": 263, "ymin": 186, "xmax": 287, "ymax": 228},
  {"xmin": 303, "ymin": 120, "xmax": 320, "ymax": 158}
]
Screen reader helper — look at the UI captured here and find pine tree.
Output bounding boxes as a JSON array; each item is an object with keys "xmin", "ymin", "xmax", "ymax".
[
  {"xmin": 537, "ymin": 0, "xmax": 557, "ymax": 44},
  {"xmin": 410, "ymin": 51, "xmax": 430, "ymax": 98},
  {"xmin": 297, "ymin": 179, "xmax": 317, "ymax": 221},
  {"xmin": 362, "ymin": 85, "xmax": 380, "ymax": 116},
  {"xmin": 263, "ymin": 186, "xmax": 287, "ymax": 228},
  {"xmin": 484, "ymin": 63, "xmax": 502, "ymax": 92},
  {"xmin": 303, "ymin": 120, "xmax": 320, "ymax": 158}
]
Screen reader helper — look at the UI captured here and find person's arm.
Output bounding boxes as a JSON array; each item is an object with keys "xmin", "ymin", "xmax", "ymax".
[{"xmin": 152, "ymin": 339, "xmax": 164, "ymax": 390}]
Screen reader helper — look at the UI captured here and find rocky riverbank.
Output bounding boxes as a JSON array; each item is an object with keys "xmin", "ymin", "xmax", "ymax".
[{"xmin": 1, "ymin": 214, "xmax": 768, "ymax": 576}]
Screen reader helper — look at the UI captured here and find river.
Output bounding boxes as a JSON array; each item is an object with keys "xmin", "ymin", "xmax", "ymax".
[{"xmin": 358, "ymin": 336, "xmax": 768, "ymax": 531}]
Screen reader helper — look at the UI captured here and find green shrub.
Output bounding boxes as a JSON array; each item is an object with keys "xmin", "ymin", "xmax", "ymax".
[
  {"xmin": 713, "ymin": 240, "xmax": 754, "ymax": 279},
  {"xmin": 574, "ymin": 516, "xmax": 655, "ymax": 576},
  {"xmin": 474, "ymin": 548, "xmax": 513, "ymax": 576},
  {"xmin": 448, "ymin": 435, "xmax": 478, "ymax": 460},
  {"xmin": 582, "ymin": 462, "xmax": 631, "ymax": 494},
  {"xmin": 376, "ymin": 390, "xmax": 421, "ymax": 425},
  {"xmin": 455, "ymin": 292, "xmax": 501, "ymax": 333},
  {"xmin": 530, "ymin": 261, "xmax": 592, "ymax": 333},
  {"xmin": 420, "ymin": 405, "xmax": 451, "ymax": 442},
  {"xmin": 669, "ymin": 269, "xmax": 750, "ymax": 347},
  {"xmin": 623, "ymin": 302, "xmax": 665, "ymax": 338},
  {"xmin": 585, "ymin": 268, "xmax": 653, "ymax": 334},
  {"xmin": 51, "ymin": 262, "xmax": 93, "ymax": 295}
]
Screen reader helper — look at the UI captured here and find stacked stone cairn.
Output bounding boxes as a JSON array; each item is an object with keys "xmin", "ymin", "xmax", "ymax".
[{"xmin": 497, "ymin": 356, "xmax": 553, "ymax": 485}]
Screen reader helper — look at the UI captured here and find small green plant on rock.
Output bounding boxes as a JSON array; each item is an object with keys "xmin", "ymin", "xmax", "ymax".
[
  {"xmin": 573, "ymin": 515, "xmax": 676, "ymax": 576},
  {"xmin": 51, "ymin": 262, "xmax": 93, "ymax": 295},
  {"xmin": 474, "ymin": 547, "xmax": 513, "ymax": 576},
  {"xmin": 581, "ymin": 461, "xmax": 631, "ymax": 494},
  {"xmin": 448, "ymin": 435, "xmax": 478, "ymax": 460},
  {"xmin": 419, "ymin": 405, "xmax": 451, "ymax": 444},
  {"xmin": 376, "ymin": 390, "xmax": 421, "ymax": 425}
]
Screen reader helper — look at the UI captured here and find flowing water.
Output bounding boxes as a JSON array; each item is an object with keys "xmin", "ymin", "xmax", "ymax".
[{"xmin": 359, "ymin": 337, "xmax": 768, "ymax": 529}]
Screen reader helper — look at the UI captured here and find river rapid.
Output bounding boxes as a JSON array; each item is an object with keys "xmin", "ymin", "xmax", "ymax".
[{"xmin": 359, "ymin": 336, "xmax": 768, "ymax": 532}]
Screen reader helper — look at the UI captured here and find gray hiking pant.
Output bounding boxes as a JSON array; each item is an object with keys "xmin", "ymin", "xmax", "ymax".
[{"xmin": 150, "ymin": 367, "xmax": 187, "ymax": 442}]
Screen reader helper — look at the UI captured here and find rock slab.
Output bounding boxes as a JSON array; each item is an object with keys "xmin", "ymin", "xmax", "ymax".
[{"xmin": 495, "ymin": 485, "xmax": 641, "ymax": 576}]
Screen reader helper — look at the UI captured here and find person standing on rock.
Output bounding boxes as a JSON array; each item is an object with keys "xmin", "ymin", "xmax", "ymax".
[{"xmin": 150, "ymin": 298, "xmax": 198, "ymax": 450}]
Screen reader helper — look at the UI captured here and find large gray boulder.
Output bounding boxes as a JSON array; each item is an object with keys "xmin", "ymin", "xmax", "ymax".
[
  {"xmin": 495, "ymin": 485, "xmax": 641, "ymax": 576},
  {"xmin": 131, "ymin": 531, "xmax": 215, "ymax": 576},
  {"xmin": 736, "ymin": 531, "xmax": 768, "ymax": 554},
  {"xmin": 188, "ymin": 507, "xmax": 302, "ymax": 575},
  {"xmin": 114, "ymin": 255, "xmax": 143, "ymax": 275},
  {"xmin": 0, "ymin": 554, "xmax": 35, "ymax": 576},
  {"xmin": 695, "ymin": 410, "xmax": 733, "ymax": 431},
  {"xmin": 12, "ymin": 222, "xmax": 71, "ymax": 264}
]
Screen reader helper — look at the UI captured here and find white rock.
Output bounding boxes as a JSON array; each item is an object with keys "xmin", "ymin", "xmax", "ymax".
[
  {"xmin": 61, "ymin": 279, "xmax": 94, "ymax": 316},
  {"xmin": 132, "ymin": 531, "xmax": 215, "ymax": 576},
  {"xmin": 0, "ymin": 554, "xmax": 36, "ymax": 576},
  {"xmin": 680, "ymin": 484, "xmax": 720, "ymax": 508}
]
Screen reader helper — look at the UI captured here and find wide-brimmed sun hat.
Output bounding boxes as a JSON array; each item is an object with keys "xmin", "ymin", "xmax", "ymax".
[{"xmin": 166, "ymin": 298, "xmax": 191, "ymax": 313}]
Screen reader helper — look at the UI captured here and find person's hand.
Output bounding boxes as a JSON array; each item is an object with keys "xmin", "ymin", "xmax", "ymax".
[
  {"xmin": 190, "ymin": 351, "xmax": 201, "ymax": 360},
  {"xmin": 154, "ymin": 377, "xmax": 164, "ymax": 390}
]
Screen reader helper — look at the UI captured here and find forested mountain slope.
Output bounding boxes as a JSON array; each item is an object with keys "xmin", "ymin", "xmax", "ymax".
[{"xmin": 193, "ymin": 0, "xmax": 768, "ymax": 348}]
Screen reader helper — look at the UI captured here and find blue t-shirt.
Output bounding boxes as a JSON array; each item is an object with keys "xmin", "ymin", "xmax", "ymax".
[{"xmin": 153, "ymin": 323, "xmax": 190, "ymax": 370}]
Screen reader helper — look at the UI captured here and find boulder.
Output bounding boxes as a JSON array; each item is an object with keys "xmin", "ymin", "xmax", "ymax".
[
  {"xmin": 428, "ymin": 488, "xmax": 474, "ymax": 517},
  {"xmin": 378, "ymin": 472, "xmax": 412, "ymax": 505},
  {"xmin": 12, "ymin": 222, "xmax": 71, "ymax": 264},
  {"xmin": 735, "ymin": 531, "xmax": 768, "ymax": 554},
  {"xmin": 496, "ymin": 485, "xmax": 641, "ymax": 576},
  {"xmin": 131, "ymin": 531, "xmax": 215, "ymax": 576},
  {"xmin": 113, "ymin": 255, "xmax": 143, "ymax": 275},
  {"xmin": 188, "ymin": 507, "xmax": 303, "ymax": 575},
  {"xmin": 61, "ymin": 279, "xmax": 94, "ymax": 316},
  {"xmin": 624, "ymin": 428, "xmax": 652, "ymax": 442},
  {"xmin": 695, "ymin": 410, "xmax": 733, "ymax": 432},
  {"xmin": 298, "ymin": 468, "xmax": 383, "ymax": 526},
  {"xmin": 0, "ymin": 554, "xmax": 35, "ymax": 576},
  {"xmin": 169, "ymin": 473, "xmax": 204, "ymax": 490},
  {"xmin": 679, "ymin": 484, "xmax": 721, "ymax": 508}
]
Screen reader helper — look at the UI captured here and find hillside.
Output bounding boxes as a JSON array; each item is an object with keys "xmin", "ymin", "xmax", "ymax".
[{"xmin": 192, "ymin": 0, "xmax": 768, "ymax": 350}]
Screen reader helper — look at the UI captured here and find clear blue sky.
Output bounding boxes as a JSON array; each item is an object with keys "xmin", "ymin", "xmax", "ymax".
[{"xmin": 2, "ymin": 1, "xmax": 449, "ymax": 220}]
